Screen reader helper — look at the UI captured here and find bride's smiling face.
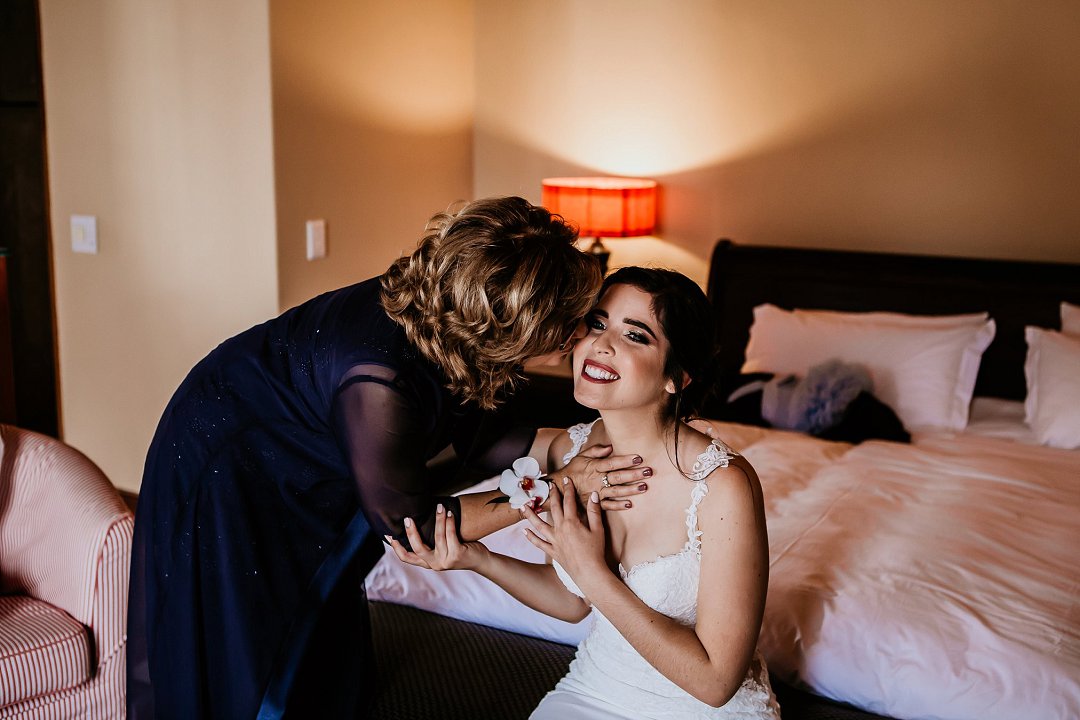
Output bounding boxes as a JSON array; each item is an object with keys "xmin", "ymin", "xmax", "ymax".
[{"xmin": 571, "ymin": 283, "xmax": 676, "ymax": 413}]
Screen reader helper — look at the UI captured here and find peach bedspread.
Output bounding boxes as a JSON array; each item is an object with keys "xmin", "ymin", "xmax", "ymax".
[{"xmin": 718, "ymin": 422, "xmax": 1080, "ymax": 720}]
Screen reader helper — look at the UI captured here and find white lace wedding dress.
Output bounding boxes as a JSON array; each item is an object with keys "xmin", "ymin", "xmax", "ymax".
[{"xmin": 531, "ymin": 421, "xmax": 781, "ymax": 720}]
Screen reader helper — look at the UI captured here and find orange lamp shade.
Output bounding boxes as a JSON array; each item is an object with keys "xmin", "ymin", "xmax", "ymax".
[{"xmin": 541, "ymin": 177, "xmax": 657, "ymax": 237}]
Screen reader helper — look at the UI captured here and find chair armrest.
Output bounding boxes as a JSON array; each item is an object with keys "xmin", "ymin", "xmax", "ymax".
[
  {"xmin": 0, "ymin": 425, "xmax": 132, "ymax": 642},
  {"xmin": 86, "ymin": 514, "xmax": 135, "ymax": 667}
]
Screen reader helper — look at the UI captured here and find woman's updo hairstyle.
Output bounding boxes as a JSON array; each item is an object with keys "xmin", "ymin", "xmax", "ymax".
[
  {"xmin": 381, "ymin": 196, "xmax": 602, "ymax": 409},
  {"xmin": 599, "ymin": 267, "xmax": 719, "ymax": 423}
]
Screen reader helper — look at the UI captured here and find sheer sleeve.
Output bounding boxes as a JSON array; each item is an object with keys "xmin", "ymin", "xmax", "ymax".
[
  {"xmin": 332, "ymin": 366, "xmax": 460, "ymax": 550},
  {"xmin": 448, "ymin": 405, "xmax": 536, "ymax": 485},
  {"xmin": 332, "ymin": 364, "xmax": 537, "ymax": 550}
]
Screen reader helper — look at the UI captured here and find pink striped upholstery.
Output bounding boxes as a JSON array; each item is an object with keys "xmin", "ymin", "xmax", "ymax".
[
  {"xmin": 0, "ymin": 597, "xmax": 90, "ymax": 703},
  {"xmin": 0, "ymin": 425, "xmax": 133, "ymax": 718}
]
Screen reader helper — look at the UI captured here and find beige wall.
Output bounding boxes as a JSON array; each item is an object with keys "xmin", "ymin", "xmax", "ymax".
[
  {"xmin": 476, "ymin": 0, "xmax": 1080, "ymax": 285},
  {"xmin": 40, "ymin": 0, "xmax": 279, "ymax": 492},
  {"xmin": 40, "ymin": 1, "xmax": 475, "ymax": 492},
  {"xmin": 270, "ymin": 0, "xmax": 475, "ymax": 311}
]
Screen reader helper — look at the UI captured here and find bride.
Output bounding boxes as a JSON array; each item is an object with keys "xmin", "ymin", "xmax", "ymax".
[{"xmin": 390, "ymin": 267, "xmax": 781, "ymax": 719}]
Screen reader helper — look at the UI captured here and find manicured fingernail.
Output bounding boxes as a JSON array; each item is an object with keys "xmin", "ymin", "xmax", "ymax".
[
  {"xmin": 436, "ymin": 503, "xmax": 444, "ymax": 514},
  {"xmin": 590, "ymin": 491, "xmax": 599, "ymax": 503},
  {"xmin": 563, "ymin": 476, "xmax": 569, "ymax": 485},
  {"xmin": 624, "ymin": 501, "xmax": 632, "ymax": 509},
  {"xmin": 632, "ymin": 455, "xmax": 643, "ymax": 464},
  {"xmin": 642, "ymin": 468, "xmax": 653, "ymax": 477},
  {"xmin": 384, "ymin": 535, "xmax": 392, "ymax": 543},
  {"xmin": 404, "ymin": 517, "xmax": 413, "ymax": 528},
  {"xmin": 638, "ymin": 483, "xmax": 648, "ymax": 492},
  {"xmin": 447, "ymin": 509, "xmax": 453, "ymax": 517}
]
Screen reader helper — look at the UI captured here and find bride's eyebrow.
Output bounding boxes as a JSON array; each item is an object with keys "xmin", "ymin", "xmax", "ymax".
[{"xmin": 624, "ymin": 318, "xmax": 657, "ymax": 340}]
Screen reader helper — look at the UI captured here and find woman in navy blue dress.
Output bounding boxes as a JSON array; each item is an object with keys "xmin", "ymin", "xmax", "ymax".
[{"xmin": 127, "ymin": 197, "xmax": 651, "ymax": 719}]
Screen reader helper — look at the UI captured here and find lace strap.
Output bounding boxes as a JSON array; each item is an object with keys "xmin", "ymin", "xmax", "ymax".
[
  {"xmin": 561, "ymin": 419, "xmax": 600, "ymax": 466},
  {"xmin": 688, "ymin": 438, "xmax": 737, "ymax": 481},
  {"xmin": 685, "ymin": 439, "xmax": 739, "ymax": 552}
]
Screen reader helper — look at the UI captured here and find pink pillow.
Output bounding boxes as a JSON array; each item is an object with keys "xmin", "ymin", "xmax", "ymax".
[
  {"xmin": 1024, "ymin": 327, "xmax": 1080, "ymax": 450},
  {"xmin": 743, "ymin": 305, "xmax": 995, "ymax": 431},
  {"xmin": 1061, "ymin": 301, "xmax": 1080, "ymax": 336}
]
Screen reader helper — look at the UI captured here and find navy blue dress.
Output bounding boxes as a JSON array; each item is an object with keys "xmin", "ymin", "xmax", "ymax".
[{"xmin": 127, "ymin": 278, "xmax": 535, "ymax": 719}]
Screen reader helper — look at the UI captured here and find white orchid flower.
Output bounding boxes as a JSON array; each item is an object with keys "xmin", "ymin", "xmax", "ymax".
[{"xmin": 498, "ymin": 456, "xmax": 550, "ymax": 511}]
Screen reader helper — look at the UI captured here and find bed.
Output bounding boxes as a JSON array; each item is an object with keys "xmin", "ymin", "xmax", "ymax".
[{"xmin": 364, "ymin": 241, "xmax": 1080, "ymax": 720}]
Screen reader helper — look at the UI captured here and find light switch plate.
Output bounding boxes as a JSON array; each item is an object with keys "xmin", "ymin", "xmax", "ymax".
[
  {"xmin": 306, "ymin": 219, "xmax": 326, "ymax": 260},
  {"xmin": 71, "ymin": 215, "xmax": 98, "ymax": 254}
]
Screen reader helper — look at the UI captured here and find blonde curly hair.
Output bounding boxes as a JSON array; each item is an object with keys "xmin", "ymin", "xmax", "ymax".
[{"xmin": 381, "ymin": 197, "xmax": 602, "ymax": 409}]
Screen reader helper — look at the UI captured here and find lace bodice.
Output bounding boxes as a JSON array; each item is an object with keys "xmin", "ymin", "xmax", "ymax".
[{"xmin": 537, "ymin": 421, "xmax": 780, "ymax": 720}]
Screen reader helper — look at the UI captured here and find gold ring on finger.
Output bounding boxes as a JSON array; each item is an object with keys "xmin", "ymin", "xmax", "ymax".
[{"xmin": 601, "ymin": 474, "xmax": 611, "ymax": 488}]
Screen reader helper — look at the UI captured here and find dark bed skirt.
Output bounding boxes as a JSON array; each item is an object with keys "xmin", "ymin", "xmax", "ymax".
[{"xmin": 368, "ymin": 601, "xmax": 892, "ymax": 720}]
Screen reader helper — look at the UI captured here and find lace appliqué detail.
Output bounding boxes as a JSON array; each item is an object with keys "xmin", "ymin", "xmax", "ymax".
[
  {"xmin": 688, "ymin": 438, "xmax": 736, "ymax": 480},
  {"xmin": 685, "ymin": 482, "xmax": 709, "ymax": 555},
  {"xmin": 562, "ymin": 419, "xmax": 599, "ymax": 467},
  {"xmin": 685, "ymin": 439, "xmax": 737, "ymax": 554}
]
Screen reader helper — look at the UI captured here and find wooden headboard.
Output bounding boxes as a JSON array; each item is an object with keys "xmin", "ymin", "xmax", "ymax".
[{"xmin": 706, "ymin": 240, "xmax": 1080, "ymax": 401}]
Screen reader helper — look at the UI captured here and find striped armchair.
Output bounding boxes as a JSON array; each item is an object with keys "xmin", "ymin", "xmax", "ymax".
[{"xmin": 0, "ymin": 425, "xmax": 133, "ymax": 718}]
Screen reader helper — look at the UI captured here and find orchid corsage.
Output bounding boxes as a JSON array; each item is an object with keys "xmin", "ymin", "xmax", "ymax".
[{"xmin": 489, "ymin": 456, "xmax": 550, "ymax": 511}]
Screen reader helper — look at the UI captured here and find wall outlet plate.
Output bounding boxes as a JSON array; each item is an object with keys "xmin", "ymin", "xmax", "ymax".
[
  {"xmin": 306, "ymin": 219, "xmax": 326, "ymax": 260},
  {"xmin": 71, "ymin": 215, "xmax": 98, "ymax": 254}
]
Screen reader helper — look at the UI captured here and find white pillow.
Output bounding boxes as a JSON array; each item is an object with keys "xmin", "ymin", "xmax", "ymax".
[
  {"xmin": 792, "ymin": 307, "xmax": 992, "ymax": 328},
  {"xmin": 364, "ymin": 476, "xmax": 590, "ymax": 646},
  {"xmin": 1023, "ymin": 327, "xmax": 1080, "ymax": 450},
  {"xmin": 1061, "ymin": 301, "xmax": 1080, "ymax": 336},
  {"xmin": 742, "ymin": 305, "xmax": 996, "ymax": 431}
]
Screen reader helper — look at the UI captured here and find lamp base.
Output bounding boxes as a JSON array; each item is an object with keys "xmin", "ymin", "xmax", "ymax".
[{"xmin": 585, "ymin": 237, "xmax": 610, "ymax": 275}]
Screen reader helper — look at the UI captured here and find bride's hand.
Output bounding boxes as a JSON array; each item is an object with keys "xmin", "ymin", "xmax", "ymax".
[
  {"xmin": 387, "ymin": 504, "xmax": 490, "ymax": 572},
  {"xmin": 557, "ymin": 444, "xmax": 651, "ymax": 512},
  {"xmin": 522, "ymin": 478, "xmax": 606, "ymax": 579}
]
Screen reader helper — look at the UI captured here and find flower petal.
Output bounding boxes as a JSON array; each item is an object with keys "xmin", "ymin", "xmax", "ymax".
[
  {"xmin": 531, "ymin": 478, "xmax": 550, "ymax": 502},
  {"xmin": 500, "ymin": 469, "xmax": 521, "ymax": 495},
  {"xmin": 507, "ymin": 489, "xmax": 529, "ymax": 509},
  {"xmin": 512, "ymin": 456, "xmax": 540, "ymax": 479}
]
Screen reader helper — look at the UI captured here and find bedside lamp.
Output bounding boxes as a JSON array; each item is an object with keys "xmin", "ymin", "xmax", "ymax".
[{"xmin": 541, "ymin": 177, "xmax": 657, "ymax": 273}]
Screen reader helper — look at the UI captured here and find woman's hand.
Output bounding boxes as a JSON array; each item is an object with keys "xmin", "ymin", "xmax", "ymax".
[
  {"xmin": 522, "ymin": 478, "xmax": 607, "ymax": 580},
  {"xmin": 387, "ymin": 504, "xmax": 490, "ymax": 572},
  {"xmin": 557, "ymin": 444, "xmax": 651, "ymax": 511}
]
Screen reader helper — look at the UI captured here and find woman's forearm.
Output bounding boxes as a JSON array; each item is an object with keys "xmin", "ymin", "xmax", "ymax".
[
  {"xmin": 455, "ymin": 490, "xmax": 525, "ymax": 542},
  {"xmin": 474, "ymin": 553, "xmax": 590, "ymax": 623},
  {"xmin": 579, "ymin": 571, "xmax": 749, "ymax": 707},
  {"xmin": 455, "ymin": 429, "xmax": 563, "ymax": 541}
]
